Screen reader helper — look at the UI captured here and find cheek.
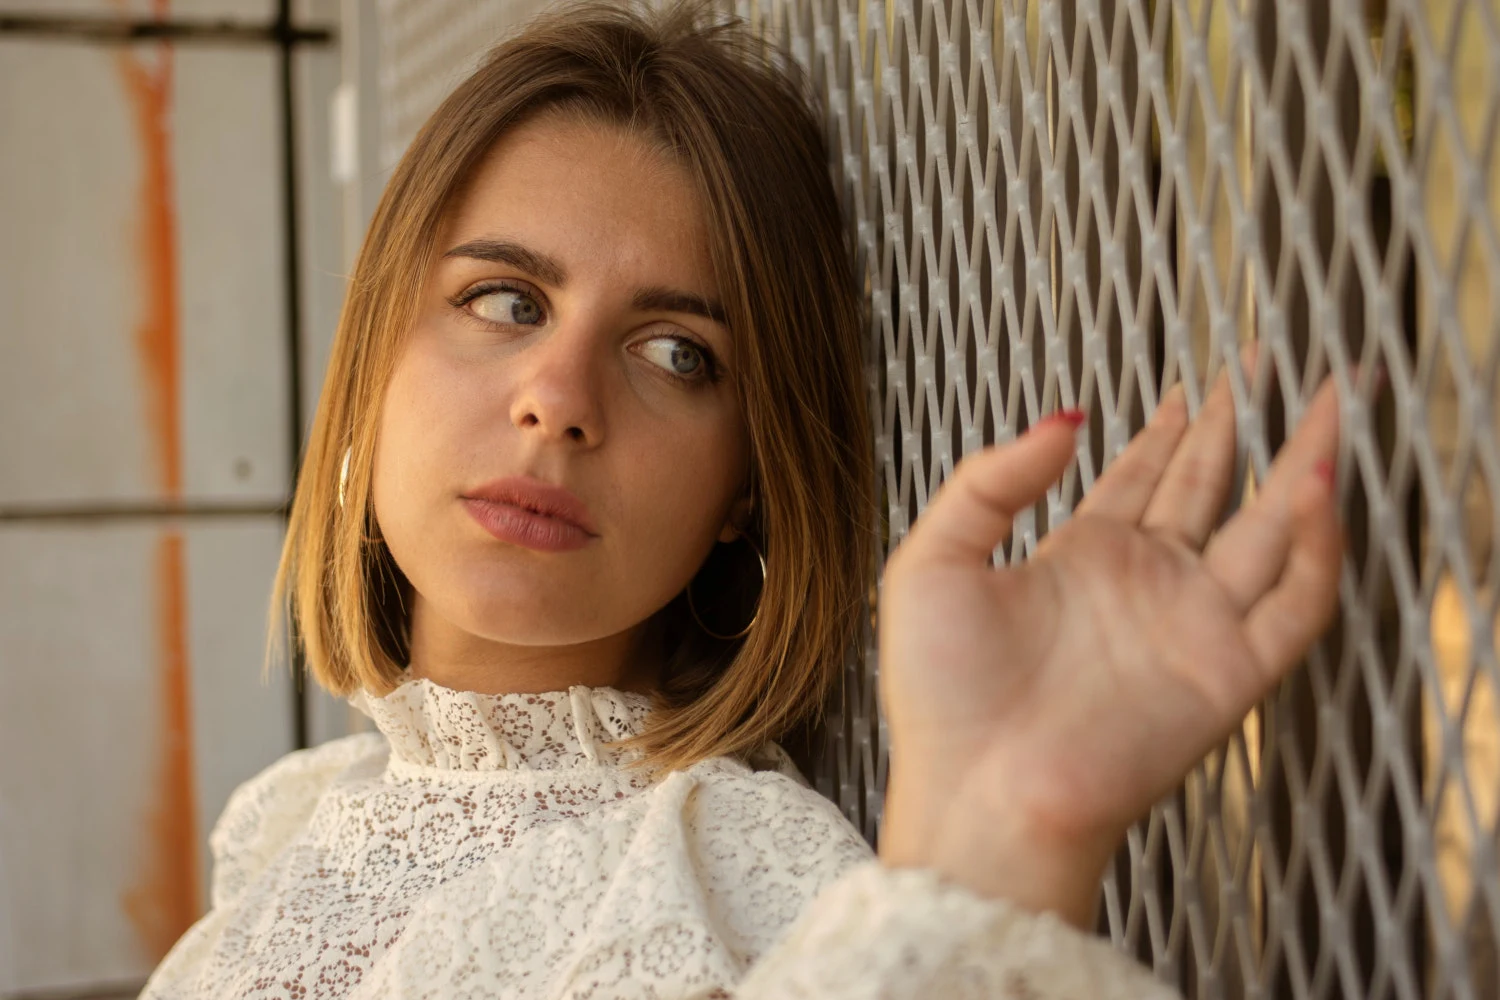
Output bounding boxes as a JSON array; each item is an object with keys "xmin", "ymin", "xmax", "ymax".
[
  {"xmin": 371, "ymin": 340, "xmax": 487, "ymax": 516},
  {"xmin": 617, "ymin": 410, "xmax": 747, "ymax": 556},
  {"xmin": 372, "ymin": 360, "xmax": 427, "ymax": 519}
]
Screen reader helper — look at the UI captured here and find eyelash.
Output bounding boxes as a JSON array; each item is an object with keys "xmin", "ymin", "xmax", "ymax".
[{"xmin": 447, "ymin": 280, "xmax": 725, "ymax": 386}]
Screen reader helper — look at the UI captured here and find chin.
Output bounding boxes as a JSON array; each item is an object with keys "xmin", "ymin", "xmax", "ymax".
[
  {"xmin": 462, "ymin": 613, "xmax": 627, "ymax": 648},
  {"xmin": 439, "ymin": 571, "xmax": 613, "ymax": 645}
]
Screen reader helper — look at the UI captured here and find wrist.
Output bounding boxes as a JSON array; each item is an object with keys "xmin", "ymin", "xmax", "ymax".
[{"xmin": 877, "ymin": 767, "xmax": 1115, "ymax": 930}]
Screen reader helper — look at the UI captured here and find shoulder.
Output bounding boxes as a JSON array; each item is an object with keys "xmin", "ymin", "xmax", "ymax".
[
  {"xmin": 207, "ymin": 732, "xmax": 387, "ymax": 908},
  {"xmin": 213, "ymin": 731, "xmax": 386, "ymax": 841},
  {"xmin": 669, "ymin": 749, "xmax": 875, "ymax": 962},
  {"xmin": 684, "ymin": 752, "xmax": 872, "ymax": 870}
]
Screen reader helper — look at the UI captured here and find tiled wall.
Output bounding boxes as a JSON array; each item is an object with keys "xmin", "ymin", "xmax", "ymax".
[{"xmin": 0, "ymin": 1, "xmax": 347, "ymax": 994}]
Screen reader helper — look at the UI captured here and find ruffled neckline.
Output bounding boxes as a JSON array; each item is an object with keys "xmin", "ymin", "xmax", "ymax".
[{"xmin": 349, "ymin": 676, "xmax": 656, "ymax": 772}]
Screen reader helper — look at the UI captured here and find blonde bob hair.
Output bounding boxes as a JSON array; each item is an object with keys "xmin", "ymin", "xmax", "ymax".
[{"xmin": 274, "ymin": 0, "xmax": 876, "ymax": 775}]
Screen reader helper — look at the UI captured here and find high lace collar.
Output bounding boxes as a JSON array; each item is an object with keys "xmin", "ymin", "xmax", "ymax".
[{"xmin": 349, "ymin": 676, "xmax": 656, "ymax": 772}]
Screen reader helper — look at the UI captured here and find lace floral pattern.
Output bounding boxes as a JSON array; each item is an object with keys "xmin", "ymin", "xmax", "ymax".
[
  {"xmin": 348, "ymin": 681, "xmax": 655, "ymax": 771},
  {"xmin": 139, "ymin": 679, "xmax": 1179, "ymax": 999}
]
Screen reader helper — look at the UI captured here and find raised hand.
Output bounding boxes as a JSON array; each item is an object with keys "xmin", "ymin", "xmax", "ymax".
[{"xmin": 875, "ymin": 361, "xmax": 1346, "ymax": 927}]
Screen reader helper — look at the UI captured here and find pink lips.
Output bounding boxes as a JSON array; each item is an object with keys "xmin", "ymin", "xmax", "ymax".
[{"xmin": 460, "ymin": 477, "xmax": 598, "ymax": 553}]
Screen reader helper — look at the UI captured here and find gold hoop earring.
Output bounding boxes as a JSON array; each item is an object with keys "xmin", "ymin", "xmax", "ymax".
[
  {"xmin": 687, "ymin": 534, "xmax": 766, "ymax": 640},
  {"xmin": 337, "ymin": 447, "xmax": 351, "ymax": 510}
]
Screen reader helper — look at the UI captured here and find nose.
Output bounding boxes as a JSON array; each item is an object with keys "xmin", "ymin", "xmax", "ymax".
[{"xmin": 507, "ymin": 322, "xmax": 606, "ymax": 447}]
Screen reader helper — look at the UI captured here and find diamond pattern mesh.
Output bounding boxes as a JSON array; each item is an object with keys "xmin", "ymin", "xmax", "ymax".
[{"xmin": 371, "ymin": 1, "xmax": 1500, "ymax": 995}]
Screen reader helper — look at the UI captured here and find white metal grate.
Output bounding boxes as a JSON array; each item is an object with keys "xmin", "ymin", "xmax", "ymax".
[
  {"xmin": 369, "ymin": 1, "xmax": 1500, "ymax": 996},
  {"xmin": 374, "ymin": 0, "xmax": 553, "ymax": 169}
]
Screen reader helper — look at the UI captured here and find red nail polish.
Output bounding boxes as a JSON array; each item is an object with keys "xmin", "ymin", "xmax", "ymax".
[
  {"xmin": 1041, "ymin": 409, "xmax": 1087, "ymax": 429},
  {"xmin": 1315, "ymin": 459, "xmax": 1336, "ymax": 487}
]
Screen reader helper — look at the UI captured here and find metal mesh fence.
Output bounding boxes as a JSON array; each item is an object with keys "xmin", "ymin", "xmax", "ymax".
[{"xmin": 369, "ymin": 1, "xmax": 1500, "ymax": 995}]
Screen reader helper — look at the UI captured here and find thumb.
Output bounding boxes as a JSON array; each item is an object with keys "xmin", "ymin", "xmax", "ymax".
[{"xmin": 900, "ymin": 412, "xmax": 1084, "ymax": 566}]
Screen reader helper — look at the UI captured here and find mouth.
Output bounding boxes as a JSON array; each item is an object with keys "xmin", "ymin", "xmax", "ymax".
[
  {"xmin": 461, "ymin": 498, "xmax": 595, "ymax": 552},
  {"xmin": 460, "ymin": 476, "xmax": 598, "ymax": 551}
]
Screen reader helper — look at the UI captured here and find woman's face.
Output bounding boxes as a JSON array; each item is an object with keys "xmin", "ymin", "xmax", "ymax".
[{"xmin": 372, "ymin": 113, "xmax": 750, "ymax": 687}]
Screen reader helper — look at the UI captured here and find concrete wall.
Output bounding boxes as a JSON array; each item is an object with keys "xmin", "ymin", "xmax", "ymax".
[{"xmin": 0, "ymin": 1, "xmax": 343, "ymax": 995}]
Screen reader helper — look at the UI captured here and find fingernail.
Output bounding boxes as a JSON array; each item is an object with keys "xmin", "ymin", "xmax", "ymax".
[
  {"xmin": 1314, "ymin": 459, "xmax": 1336, "ymax": 487},
  {"xmin": 1035, "ymin": 409, "xmax": 1087, "ymax": 432}
]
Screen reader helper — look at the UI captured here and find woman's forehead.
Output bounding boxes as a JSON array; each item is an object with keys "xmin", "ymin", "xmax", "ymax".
[{"xmin": 436, "ymin": 114, "xmax": 718, "ymax": 296}]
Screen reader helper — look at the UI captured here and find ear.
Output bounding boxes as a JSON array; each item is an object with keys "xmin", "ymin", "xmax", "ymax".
[{"xmin": 717, "ymin": 496, "xmax": 755, "ymax": 544}]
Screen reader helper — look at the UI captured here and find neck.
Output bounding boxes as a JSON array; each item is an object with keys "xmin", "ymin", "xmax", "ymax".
[{"xmin": 404, "ymin": 598, "xmax": 664, "ymax": 696}]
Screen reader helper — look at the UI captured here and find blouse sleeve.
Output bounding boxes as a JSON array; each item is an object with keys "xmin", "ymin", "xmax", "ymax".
[
  {"xmin": 138, "ymin": 733, "xmax": 390, "ymax": 999},
  {"xmin": 683, "ymin": 762, "xmax": 1182, "ymax": 1000},
  {"xmin": 728, "ymin": 859, "xmax": 1181, "ymax": 1000},
  {"xmin": 207, "ymin": 732, "xmax": 386, "ymax": 908}
]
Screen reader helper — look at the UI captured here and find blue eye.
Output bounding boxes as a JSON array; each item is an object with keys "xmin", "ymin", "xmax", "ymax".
[
  {"xmin": 467, "ymin": 286, "xmax": 545, "ymax": 325},
  {"xmin": 639, "ymin": 336, "xmax": 717, "ymax": 382}
]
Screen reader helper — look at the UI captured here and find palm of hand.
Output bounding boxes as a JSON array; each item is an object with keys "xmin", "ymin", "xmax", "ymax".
[
  {"xmin": 876, "ymin": 368, "xmax": 1346, "ymax": 921},
  {"xmin": 883, "ymin": 516, "xmax": 1256, "ymax": 846}
]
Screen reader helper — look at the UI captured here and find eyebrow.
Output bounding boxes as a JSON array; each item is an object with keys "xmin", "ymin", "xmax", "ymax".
[
  {"xmin": 442, "ymin": 238, "xmax": 728, "ymax": 327},
  {"xmin": 633, "ymin": 286, "xmax": 728, "ymax": 325},
  {"xmin": 444, "ymin": 239, "xmax": 566, "ymax": 287}
]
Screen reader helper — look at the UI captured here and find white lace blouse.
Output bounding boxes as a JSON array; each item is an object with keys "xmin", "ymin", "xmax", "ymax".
[{"xmin": 139, "ymin": 677, "xmax": 1179, "ymax": 999}]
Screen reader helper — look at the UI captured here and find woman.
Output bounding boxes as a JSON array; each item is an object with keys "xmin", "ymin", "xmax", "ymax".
[{"xmin": 140, "ymin": 2, "xmax": 1344, "ymax": 996}]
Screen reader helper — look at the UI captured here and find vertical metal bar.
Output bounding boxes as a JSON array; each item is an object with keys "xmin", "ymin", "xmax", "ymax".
[{"xmin": 276, "ymin": 0, "xmax": 309, "ymax": 752}]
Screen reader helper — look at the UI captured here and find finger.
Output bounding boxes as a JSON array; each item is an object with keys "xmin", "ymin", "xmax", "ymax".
[
  {"xmin": 901, "ymin": 412, "xmax": 1083, "ymax": 566},
  {"xmin": 1203, "ymin": 371, "xmax": 1343, "ymax": 609},
  {"xmin": 1251, "ymin": 365, "xmax": 1345, "ymax": 512},
  {"xmin": 1241, "ymin": 467, "xmax": 1344, "ymax": 680},
  {"xmin": 1075, "ymin": 383, "xmax": 1189, "ymax": 523},
  {"xmin": 1200, "ymin": 498, "xmax": 1297, "ymax": 614},
  {"xmin": 1138, "ymin": 358, "xmax": 1245, "ymax": 548}
]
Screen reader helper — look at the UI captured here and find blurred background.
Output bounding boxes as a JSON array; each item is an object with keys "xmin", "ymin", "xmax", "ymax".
[
  {"xmin": 1, "ymin": 2, "xmax": 340, "ymax": 996},
  {"xmin": 3, "ymin": 1, "xmax": 1499, "ymax": 999},
  {"xmin": 0, "ymin": 2, "xmax": 547, "ymax": 995}
]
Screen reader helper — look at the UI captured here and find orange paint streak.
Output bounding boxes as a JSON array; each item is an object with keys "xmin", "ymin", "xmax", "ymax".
[
  {"xmin": 118, "ymin": 2, "xmax": 181, "ymax": 494},
  {"xmin": 115, "ymin": 0, "xmax": 201, "ymax": 959},
  {"xmin": 123, "ymin": 535, "xmax": 198, "ymax": 958}
]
